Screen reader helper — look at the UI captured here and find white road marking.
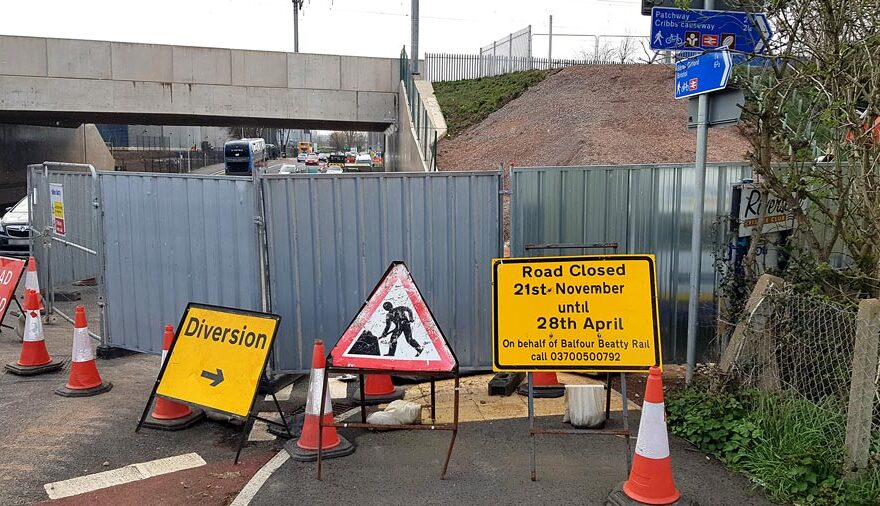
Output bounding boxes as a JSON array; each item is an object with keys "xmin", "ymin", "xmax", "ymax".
[
  {"xmin": 44, "ymin": 453, "xmax": 206, "ymax": 500},
  {"xmin": 248, "ymin": 412, "xmax": 278, "ymax": 442},
  {"xmin": 229, "ymin": 450, "xmax": 290, "ymax": 506}
]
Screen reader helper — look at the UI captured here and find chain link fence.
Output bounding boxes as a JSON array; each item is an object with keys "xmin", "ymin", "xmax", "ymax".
[{"xmin": 722, "ymin": 281, "xmax": 880, "ymax": 470}]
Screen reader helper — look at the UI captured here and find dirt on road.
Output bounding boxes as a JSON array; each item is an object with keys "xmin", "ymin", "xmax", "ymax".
[{"xmin": 437, "ymin": 64, "xmax": 752, "ymax": 170}]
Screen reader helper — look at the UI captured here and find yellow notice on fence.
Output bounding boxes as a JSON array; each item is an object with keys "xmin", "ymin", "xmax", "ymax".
[
  {"xmin": 492, "ymin": 255, "xmax": 661, "ymax": 373},
  {"xmin": 157, "ymin": 304, "xmax": 280, "ymax": 417}
]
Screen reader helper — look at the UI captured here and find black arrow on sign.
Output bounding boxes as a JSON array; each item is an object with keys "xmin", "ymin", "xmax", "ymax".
[{"xmin": 200, "ymin": 368, "xmax": 224, "ymax": 387}]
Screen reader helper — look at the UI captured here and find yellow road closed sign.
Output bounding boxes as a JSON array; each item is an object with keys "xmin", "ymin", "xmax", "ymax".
[
  {"xmin": 492, "ymin": 255, "xmax": 661, "ymax": 373},
  {"xmin": 156, "ymin": 303, "xmax": 280, "ymax": 417}
]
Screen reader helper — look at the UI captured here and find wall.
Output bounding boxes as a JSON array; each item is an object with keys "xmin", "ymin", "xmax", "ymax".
[
  {"xmin": 0, "ymin": 35, "xmax": 399, "ymax": 129},
  {"xmin": 0, "ymin": 123, "xmax": 113, "ymax": 205}
]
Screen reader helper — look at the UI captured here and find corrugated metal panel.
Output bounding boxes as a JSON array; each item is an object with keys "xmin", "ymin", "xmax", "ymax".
[
  {"xmin": 101, "ymin": 172, "xmax": 261, "ymax": 354},
  {"xmin": 263, "ymin": 172, "xmax": 502, "ymax": 373},
  {"xmin": 511, "ymin": 164, "xmax": 751, "ymax": 362},
  {"xmin": 29, "ymin": 168, "xmax": 101, "ymax": 288}
]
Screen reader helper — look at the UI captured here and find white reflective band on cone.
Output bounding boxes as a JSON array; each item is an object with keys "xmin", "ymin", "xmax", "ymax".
[
  {"xmin": 635, "ymin": 401, "xmax": 671, "ymax": 460},
  {"xmin": 71, "ymin": 327, "xmax": 94, "ymax": 362},
  {"xmin": 305, "ymin": 368, "xmax": 332, "ymax": 416},
  {"xmin": 23, "ymin": 311, "xmax": 43, "ymax": 342},
  {"xmin": 161, "ymin": 349, "xmax": 168, "ymax": 365}
]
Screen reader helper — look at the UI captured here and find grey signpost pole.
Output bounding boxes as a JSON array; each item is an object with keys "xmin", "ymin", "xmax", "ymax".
[{"xmin": 685, "ymin": 0, "xmax": 714, "ymax": 384}]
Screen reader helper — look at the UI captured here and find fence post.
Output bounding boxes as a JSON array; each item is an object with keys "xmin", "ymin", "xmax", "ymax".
[
  {"xmin": 718, "ymin": 274, "xmax": 785, "ymax": 375},
  {"xmin": 844, "ymin": 299, "xmax": 880, "ymax": 472}
]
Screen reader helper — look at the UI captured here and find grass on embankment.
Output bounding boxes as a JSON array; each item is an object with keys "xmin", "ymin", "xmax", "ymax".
[{"xmin": 433, "ymin": 69, "xmax": 557, "ymax": 138}]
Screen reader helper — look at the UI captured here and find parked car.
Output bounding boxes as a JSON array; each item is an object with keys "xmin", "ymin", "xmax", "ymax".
[
  {"xmin": 325, "ymin": 166, "xmax": 343, "ymax": 174},
  {"xmin": 0, "ymin": 197, "xmax": 30, "ymax": 253},
  {"xmin": 278, "ymin": 164, "xmax": 299, "ymax": 174},
  {"xmin": 318, "ymin": 153, "xmax": 328, "ymax": 162},
  {"xmin": 297, "ymin": 152, "xmax": 307, "ymax": 162},
  {"xmin": 305, "ymin": 153, "xmax": 319, "ymax": 165}
]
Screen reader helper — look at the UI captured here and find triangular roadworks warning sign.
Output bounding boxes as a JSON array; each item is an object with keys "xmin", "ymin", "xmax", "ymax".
[{"xmin": 330, "ymin": 262, "xmax": 457, "ymax": 372}]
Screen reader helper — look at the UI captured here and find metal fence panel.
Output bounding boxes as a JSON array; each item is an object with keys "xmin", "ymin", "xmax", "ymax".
[
  {"xmin": 263, "ymin": 172, "xmax": 502, "ymax": 373},
  {"xmin": 511, "ymin": 164, "xmax": 751, "ymax": 362},
  {"xmin": 101, "ymin": 172, "xmax": 262, "ymax": 354}
]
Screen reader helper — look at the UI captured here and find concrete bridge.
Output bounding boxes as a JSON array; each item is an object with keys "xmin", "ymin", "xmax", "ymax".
[{"xmin": 0, "ymin": 35, "xmax": 399, "ymax": 131}]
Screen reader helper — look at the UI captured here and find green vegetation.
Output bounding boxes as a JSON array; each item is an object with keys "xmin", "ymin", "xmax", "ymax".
[
  {"xmin": 433, "ymin": 69, "xmax": 557, "ymax": 138},
  {"xmin": 666, "ymin": 385, "xmax": 880, "ymax": 505}
]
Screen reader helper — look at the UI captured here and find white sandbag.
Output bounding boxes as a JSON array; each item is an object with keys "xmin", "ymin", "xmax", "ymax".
[
  {"xmin": 366, "ymin": 399, "xmax": 422, "ymax": 425},
  {"xmin": 563, "ymin": 384, "xmax": 606, "ymax": 428}
]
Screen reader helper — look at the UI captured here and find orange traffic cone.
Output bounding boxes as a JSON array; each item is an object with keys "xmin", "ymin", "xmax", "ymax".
[
  {"xmin": 25, "ymin": 256, "xmax": 45, "ymax": 312},
  {"xmin": 142, "ymin": 324, "xmax": 204, "ymax": 430},
  {"xmin": 55, "ymin": 306, "xmax": 112, "ymax": 396},
  {"xmin": 350, "ymin": 373, "xmax": 405, "ymax": 405},
  {"xmin": 518, "ymin": 372, "xmax": 565, "ymax": 398},
  {"xmin": 620, "ymin": 366, "xmax": 680, "ymax": 505},
  {"xmin": 286, "ymin": 340, "xmax": 355, "ymax": 462},
  {"xmin": 4, "ymin": 289, "xmax": 61, "ymax": 375}
]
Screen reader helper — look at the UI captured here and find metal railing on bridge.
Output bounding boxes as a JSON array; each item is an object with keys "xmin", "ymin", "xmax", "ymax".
[{"xmin": 400, "ymin": 48, "xmax": 439, "ymax": 171}]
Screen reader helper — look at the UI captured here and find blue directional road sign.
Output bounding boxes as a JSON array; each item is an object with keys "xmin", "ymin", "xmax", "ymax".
[
  {"xmin": 650, "ymin": 7, "xmax": 772, "ymax": 54},
  {"xmin": 674, "ymin": 50, "xmax": 732, "ymax": 100}
]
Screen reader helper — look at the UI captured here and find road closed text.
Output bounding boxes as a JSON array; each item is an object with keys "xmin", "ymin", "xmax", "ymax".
[{"xmin": 492, "ymin": 255, "xmax": 661, "ymax": 372}]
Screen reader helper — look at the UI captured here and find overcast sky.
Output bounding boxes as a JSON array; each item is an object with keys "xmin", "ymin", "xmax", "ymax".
[{"xmin": 0, "ymin": 0, "xmax": 651, "ymax": 59}]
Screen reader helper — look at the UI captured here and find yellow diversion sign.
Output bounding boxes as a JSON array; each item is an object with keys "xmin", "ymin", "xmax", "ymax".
[
  {"xmin": 156, "ymin": 303, "xmax": 280, "ymax": 417},
  {"xmin": 492, "ymin": 255, "xmax": 661, "ymax": 373}
]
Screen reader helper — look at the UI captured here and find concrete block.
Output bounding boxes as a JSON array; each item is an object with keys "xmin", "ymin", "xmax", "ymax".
[
  {"xmin": 111, "ymin": 42, "xmax": 173, "ymax": 82},
  {"xmin": 172, "ymin": 46, "xmax": 231, "ymax": 85},
  {"xmin": 246, "ymin": 87, "xmax": 288, "ymax": 119},
  {"xmin": 356, "ymin": 92, "xmax": 397, "ymax": 123},
  {"xmin": 47, "ymin": 39, "xmax": 111, "ymax": 79},
  {"xmin": 341, "ymin": 56, "xmax": 394, "ymax": 92},
  {"xmin": 231, "ymin": 50, "xmax": 286, "ymax": 88},
  {"xmin": 0, "ymin": 36, "xmax": 48, "ymax": 77},
  {"xmin": 287, "ymin": 53, "xmax": 340, "ymax": 90},
  {"xmin": 289, "ymin": 88, "xmax": 356, "ymax": 121}
]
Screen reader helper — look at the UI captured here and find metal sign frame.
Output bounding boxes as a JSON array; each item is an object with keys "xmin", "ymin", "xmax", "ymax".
[
  {"xmin": 0, "ymin": 257, "xmax": 27, "ymax": 330},
  {"xmin": 135, "ymin": 302, "xmax": 289, "ymax": 463},
  {"xmin": 317, "ymin": 262, "xmax": 461, "ymax": 480}
]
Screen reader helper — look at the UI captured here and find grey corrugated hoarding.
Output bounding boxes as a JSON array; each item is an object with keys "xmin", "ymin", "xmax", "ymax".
[
  {"xmin": 101, "ymin": 172, "xmax": 262, "ymax": 354},
  {"xmin": 262, "ymin": 172, "xmax": 502, "ymax": 373},
  {"xmin": 510, "ymin": 163, "xmax": 751, "ymax": 362},
  {"xmin": 29, "ymin": 165, "xmax": 102, "ymax": 288}
]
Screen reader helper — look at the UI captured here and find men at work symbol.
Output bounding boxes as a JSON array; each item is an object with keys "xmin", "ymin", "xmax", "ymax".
[{"xmin": 380, "ymin": 301, "xmax": 423, "ymax": 356}]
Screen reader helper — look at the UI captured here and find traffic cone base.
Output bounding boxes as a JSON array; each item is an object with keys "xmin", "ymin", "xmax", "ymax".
[
  {"xmin": 143, "ymin": 404, "xmax": 206, "ymax": 431},
  {"xmin": 606, "ymin": 482, "xmax": 690, "ymax": 506},
  {"xmin": 517, "ymin": 372, "xmax": 565, "ymax": 398},
  {"xmin": 346, "ymin": 374, "xmax": 406, "ymax": 406},
  {"xmin": 4, "ymin": 358, "xmax": 63, "ymax": 376},
  {"xmin": 285, "ymin": 433, "xmax": 355, "ymax": 462},
  {"xmin": 55, "ymin": 380, "xmax": 113, "ymax": 397}
]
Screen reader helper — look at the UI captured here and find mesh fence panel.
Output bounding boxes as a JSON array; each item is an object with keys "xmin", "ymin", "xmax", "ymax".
[{"xmin": 725, "ymin": 285, "xmax": 880, "ymax": 459}]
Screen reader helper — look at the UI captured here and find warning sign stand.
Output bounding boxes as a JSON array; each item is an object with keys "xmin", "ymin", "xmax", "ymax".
[
  {"xmin": 0, "ymin": 256, "xmax": 27, "ymax": 333},
  {"xmin": 493, "ymin": 253, "xmax": 663, "ymax": 481},
  {"xmin": 135, "ymin": 303, "xmax": 290, "ymax": 464},
  {"xmin": 317, "ymin": 261, "xmax": 461, "ymax": 480}
]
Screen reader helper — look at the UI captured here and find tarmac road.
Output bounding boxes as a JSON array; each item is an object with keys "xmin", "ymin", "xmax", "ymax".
[{"xmin": 251, "ymin": 415, "xmax": 772, "ymax": 506}]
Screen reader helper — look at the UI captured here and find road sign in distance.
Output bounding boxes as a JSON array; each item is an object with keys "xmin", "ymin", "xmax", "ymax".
[
  {"xmin": 650, "ymin": 7, "xmax": 772, "ymax": 54},
  {"xmin": 492, "ymin": 255, "xmax": 661, "ymax": 373},
  {"xmin": 688, "ymin": 87, "xmax": 745, "ymax": 128},
  {"xmin": 156, "ymin": 303, "xmax": 280, "ymax": 417},
  {"xmin": 675, "ymin": 49, "xmax": 732, "ymax": 99}
]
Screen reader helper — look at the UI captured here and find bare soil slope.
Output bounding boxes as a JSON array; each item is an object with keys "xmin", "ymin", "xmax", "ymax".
[{"xmin": 437, "ymin": 64, "xmax": 751, "ymax": 170}]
